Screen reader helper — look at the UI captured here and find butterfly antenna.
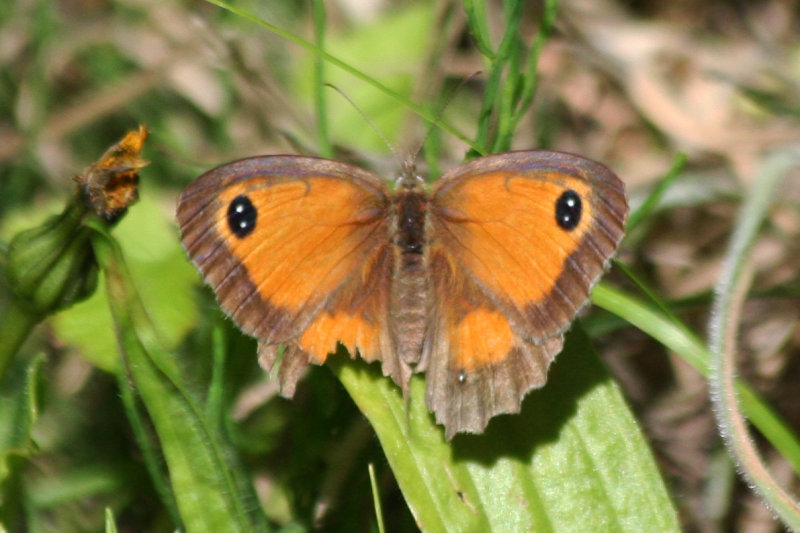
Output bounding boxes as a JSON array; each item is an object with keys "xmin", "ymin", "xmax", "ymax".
[
  {"xmin": 324, "ymin": 83, "xmax": 402, "ymax": 161},
  {"xmin": 409, "ymin": 70, "xmax": 483, "ymax": 175}
]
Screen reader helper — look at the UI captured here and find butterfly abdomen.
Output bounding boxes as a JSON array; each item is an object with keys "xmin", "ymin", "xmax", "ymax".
[{"xmin": 391, "ymin": 190, "xmax": 430, "ymax": 366}]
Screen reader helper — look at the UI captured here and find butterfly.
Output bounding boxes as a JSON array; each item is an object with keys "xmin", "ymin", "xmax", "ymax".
[{"xmin": 177, "ymin": 150, "xmax": 628, "ymax": 439}]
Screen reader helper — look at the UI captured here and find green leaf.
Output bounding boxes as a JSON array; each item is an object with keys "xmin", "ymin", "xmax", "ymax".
[
  {"xmin": 331, "ymin": 325, "xmax": 680, "ymax": 532},
  {"xmin": 0, "ymin": 353, "xmax": 43, "ymax": 529},
  {"xmin": 105, "ymin": 507, "xmax": 119, "ymax": 533},
  {"xmin": 89, "ymin": 222, "xmax": 269, "ymax": 533},
  {"xmin": 0, "ymin": 353, "xmax": 43, "ymax": 485},
  {"xmin": 627, "ymin": 152, "xmax": 687, "ymax": 234}
]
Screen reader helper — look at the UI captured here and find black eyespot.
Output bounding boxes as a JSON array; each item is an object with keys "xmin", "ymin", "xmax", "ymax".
[
  {"xmin": 227, "ymin": 195, "xmax": 257, "ymax": 238},
  {"xmin": 555, "ymin": 189, "xmax": 582, "ymax": 231},
  {"xmin": 457, "ymin": 370, "xmax": 467, "ymax": 384}
]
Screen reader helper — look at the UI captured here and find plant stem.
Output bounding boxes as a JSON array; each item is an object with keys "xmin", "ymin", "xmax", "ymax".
[{"xmin": 0, "ymin": 301, "xmax": 40, "ymax": 380}]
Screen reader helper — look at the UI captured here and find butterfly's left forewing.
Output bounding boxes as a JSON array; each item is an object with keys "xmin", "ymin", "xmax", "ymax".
[{"xmin": 177, "ymin": 156, "xmax": 405, "ymax": 393}]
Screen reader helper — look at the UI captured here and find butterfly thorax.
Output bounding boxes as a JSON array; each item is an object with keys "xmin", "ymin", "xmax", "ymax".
[{"xmin": 395, "ymin": 188, "xmax": 426, "ymax": 254}]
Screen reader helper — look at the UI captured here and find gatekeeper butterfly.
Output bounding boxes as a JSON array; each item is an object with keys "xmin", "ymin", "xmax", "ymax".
[{"xmin": 177, "ymin": 151, "xmax": 628, "ymax": 439}]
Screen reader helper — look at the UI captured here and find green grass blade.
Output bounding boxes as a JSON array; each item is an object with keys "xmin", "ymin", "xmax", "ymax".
[
  {"xmin": 331, "ymin": 326, "xmax": 679, "ymax": 532},
  {"xmin": 508, "ymin": 0, "xmax": 558, "ymax": 136},
  {"xmin": 627, "ymin": 152, "xmax": 687, "ymax": 234},
  {"xmin": 466, "ymin": 0, "xmax": 558, "ymax": 153},
  {"xmin": 490, "ymin": 0, "xmax": 523, "ymax": 153},
  {"xmin": 368, "ymin": 463, "xmax": 386, "ymax": 533},
  {"xmin": 312, "ymin": 0, "xmax": 332, "ymax": 158},
  {"xmin": 593, "ymin": 283, "xmax": 800, "ymax": 478},
  {"xmin": 105, "ymin": 507, "xmax": 119, "ymax": 533},
  {"xmin": 469, "ymin": 0, "xmax": 523, "ymax": 153},
  {"xmin": 492, "ymin": 38, "xmax": 522, "ymax": 153},
  {"xmin": 461, "ymin": 0, "xmax": 495, "ymax": 58}
]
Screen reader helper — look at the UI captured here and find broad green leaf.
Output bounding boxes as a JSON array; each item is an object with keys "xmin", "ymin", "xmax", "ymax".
[{"xmin": 332, "ymin": 325, "xmax": 680, "ymax": 532}]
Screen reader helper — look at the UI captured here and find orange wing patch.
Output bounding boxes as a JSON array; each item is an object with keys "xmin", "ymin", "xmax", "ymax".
[
  {"xmin": 450, "ymin": 309, "xmax": 514, "ymax": 370},
  {"xmin": 298, "ymin": 311, "xmax": 380, "ymax": 363}
]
